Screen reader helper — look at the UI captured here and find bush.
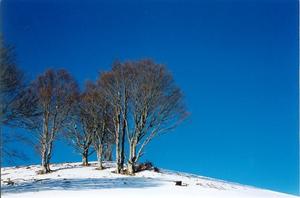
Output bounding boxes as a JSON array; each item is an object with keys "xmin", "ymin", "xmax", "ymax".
[{"xmin": 135, "ymin": 161, "xmax": 160, "ymax": 173}]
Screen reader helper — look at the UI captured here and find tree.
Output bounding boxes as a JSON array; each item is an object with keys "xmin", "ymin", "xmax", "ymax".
[
  {"xmin": 81, "ymin": 82, "xmax": 114, "ymax": 169},
  {"xmin": 98, "ymin": 63, "xmax": 129, "ymax": 173},
  {"xmin": 26, "ymin": 69, "xmax": 79, "ymax": 173},
  {"xmin": 0, "ymin": 37, "xmax": 35, "ymax": 163},
  {"xmin": 100, "ymin": 59, "xmax": 188, "ymax": 174},
  {"xmin": 126, "ymin": 60, "xmax": 188, "ymax": 174},
  {"xmin": 0, "ymin": 37, "xmax": 23, "ymax": 124},
  {"xmin": 63, "ymin": 103, "xmax": 94, "ymax": 166}
]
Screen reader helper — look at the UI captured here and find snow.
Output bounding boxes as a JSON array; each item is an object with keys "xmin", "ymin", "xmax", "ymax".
[{"xmin": 1, "ymin": 162, "xmax": 298, "ymax": 198}]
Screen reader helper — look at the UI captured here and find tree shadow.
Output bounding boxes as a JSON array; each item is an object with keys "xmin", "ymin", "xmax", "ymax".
[
  {"xmin": 41, "ymin": 162, "xmax": 113, "ymax": 173},
  {"xmin": 1, "ymin": 177, "xmax": 162, "ymax": 194},
  {"xmin": 47, "ymin": 163, "xmax": 83, "ymax": 173}
]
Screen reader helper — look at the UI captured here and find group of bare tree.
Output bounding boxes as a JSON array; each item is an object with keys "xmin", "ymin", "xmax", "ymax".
[
  {"xmin": 1, "ymin": 39, "xmax": 188, "ymax": 175},
  {"xmin": 98, "ymin": 61, "xmax": 188, "ymax": 174},
  {"xmin": 0, "ymin": 37, "xmax": 34, "ymax": 162}
]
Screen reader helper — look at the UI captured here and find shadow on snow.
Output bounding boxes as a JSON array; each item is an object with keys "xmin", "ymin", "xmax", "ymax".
[{"xmin": 1, "ymin": 177, "xmax": 162, "ymax": 194}]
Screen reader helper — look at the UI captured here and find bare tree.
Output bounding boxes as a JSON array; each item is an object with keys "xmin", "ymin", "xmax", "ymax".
[
  {"xmin": 128, "ymin": 60, "xmax": 188, "ymax": 174},
  {"xmin": 98, "ymin": 63, "xmax": 128, "ymax": 173},
  {"xmin": 0, "ymin": 37, "xmax": 23, "ymax": 125},
  {"xmin": 63, "ymin": 82, "xmax": 106, "ymax": 166},
  {"xmin": 63, "ymin": 108, "xmax": 94, "ymax": 166},
  {"xmin": 0, "ymin": 37, "xmax": 36, "ymax": 164},
  {"xmin": 81, "ymin": 82, "xmax": 114, "ymax": 169},
  {"xmin": 25, "ymin": 69, "xmax": 79, "ymax": 173},
  {"xmin": 99, "ymin": 60, "xmax": 187, "ymax": 174}
]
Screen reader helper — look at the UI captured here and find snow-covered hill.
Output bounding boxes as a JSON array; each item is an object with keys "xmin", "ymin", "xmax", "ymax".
[{"xmin": 1, "ymin": 162, "xmax": 298, "ymax": 198}]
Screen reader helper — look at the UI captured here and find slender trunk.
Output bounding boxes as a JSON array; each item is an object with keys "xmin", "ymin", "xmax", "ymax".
[
  {"xmin": 120, "ymin": 118, "xmax": 126, "ymax": 169},
  {"xmin": 46, "ymin": 161, "xmax": 50, "ymax": 172},
  {"xmin": 128, "ymin": 139, "xmax": 137, "ymax": 175},
  {"xmin": 45, "ymin": 138, "xmax": 54, "ymax": 172},
  {"xmin": 46, "ymin": 110, "xmax": 57, "ymax": 172},
  {"xmin": 41, "ymin": 141, "xmax": 51, "ymax": 173},
  {"xmin": 41, "ymin": 147, "xmax": 49, "ymax": 173},
  {"xmin": 115, "ymin": 112, "xmax": 121, "ymax": 173},
  {"xmin": 82, "ymin": 148, "xmax": 89, "ymax": 166},
  {"xmin": 120, "ymin": 90, "xmax": 127, "ymax": 171},
  {"xmin": 96, "ymin": 144, "xmax": 103, "ymax": 169},
  {"xmin": 116, "ymin": 137, "xmax": 121, "ymax": 173},
  {"xmin": 41, "ymin": 112, "xmax": 51, "ymax": 174},
  {"xmin": 127, "ymin": 162, "xmax": 135, "ymax": 175}
]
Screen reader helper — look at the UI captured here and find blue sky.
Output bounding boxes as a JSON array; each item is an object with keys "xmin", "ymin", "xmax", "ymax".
[{"xmin": 1, "ymin": 0, "xmax": 299, "ymax": 195}]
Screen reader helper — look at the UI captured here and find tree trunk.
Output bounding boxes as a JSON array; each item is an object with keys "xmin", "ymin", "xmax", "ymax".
[
  {"xmin": 46, "ymin": 162, "xmax": 50, "ymax": 172},
  {"xmin": 115, "ymin": 136, "xmax": 121, "ymax": 173},
  {"xmin": 127, "ymin": 161, "xmax": 135, "ymax": 175},
  {"xmin": 45, "ymin": 139, "xmax": 54, "ymax": 172},
  {"xmin": 127, "ymin": 140, "xmax": 137, "ymax": 175},
  {"xmin": 120, "ymin": 118, "xmax": 126, "ymax": 170},
  {"xmin": 96, "ymin": 144, "xmax": 103, "ymax": 169},
  {"xmin": 41, "ymin": 152, "xmax": 48, "ymax": 173},
  {"xmin": 40, "ymin": 121, "xmax": 51, "ymax": 174},
  {"xmin": 82, "ymin": 148, "xmax": 89, "ymax": 166},
  {"xmin": 41, "ymin": 113, "xmax": 51, "ymax": 174},
  {"xmin": 41, "ymin": 144, "xmax": 50, "ymax": 174},
  {"xmin": 115, "ymin": 112, "xmax": 121, "ymax": 173}
]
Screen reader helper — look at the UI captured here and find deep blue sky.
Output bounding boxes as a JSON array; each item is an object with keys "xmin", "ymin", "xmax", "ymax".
[{"xmin": 1, "ymin": 0, "xmax": 299, "ymax": 195}]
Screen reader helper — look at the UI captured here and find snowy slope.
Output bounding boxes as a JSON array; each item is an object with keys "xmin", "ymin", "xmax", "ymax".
[{"xmin": 1, "ymin": 162, "xmax": 298, "ymax": 198}]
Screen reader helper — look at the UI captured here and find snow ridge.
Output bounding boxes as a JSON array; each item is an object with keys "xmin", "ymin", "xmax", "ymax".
[{"xmin": 1, "ymin": 162, "xmax": 298, "ymax": 198}]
